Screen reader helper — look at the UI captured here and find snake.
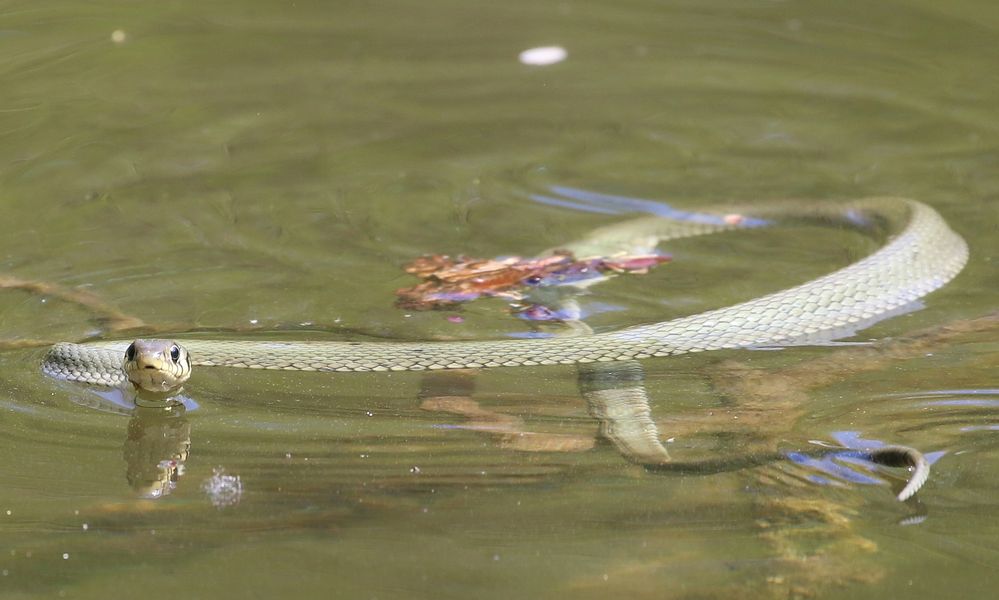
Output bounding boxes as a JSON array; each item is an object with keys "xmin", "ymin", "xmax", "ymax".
[{"xmin": 42, "ymin": 196, "xmax": 968, "ymax": 389}]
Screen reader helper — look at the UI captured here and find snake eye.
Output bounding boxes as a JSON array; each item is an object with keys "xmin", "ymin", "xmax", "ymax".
[
  {"xmin": 125, "ymin": 343, "xmax": 136, "ymax": 362},
  {"xmin": 170, "ymin": 345, "xmax": 181, "ymax": 363}
]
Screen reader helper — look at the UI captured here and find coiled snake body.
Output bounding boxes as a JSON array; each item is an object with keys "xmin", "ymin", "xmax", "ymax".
[{"xmin": 42, "ymin": 197, "xmax": 968, "ymax": 386}]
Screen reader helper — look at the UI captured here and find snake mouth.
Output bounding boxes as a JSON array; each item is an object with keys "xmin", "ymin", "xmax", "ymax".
[{"xmin": 127, "ymin": 369, "xmax": 184, "ymax": 393}]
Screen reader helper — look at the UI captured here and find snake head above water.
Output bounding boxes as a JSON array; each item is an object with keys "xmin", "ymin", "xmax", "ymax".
[{"xmin": 123, "ymin": 339, "xmax": 192, "ymax": 392}]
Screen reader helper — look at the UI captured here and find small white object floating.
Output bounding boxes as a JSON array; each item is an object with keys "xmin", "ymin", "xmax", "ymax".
[{"xmin": 518, "ymin": 46, "xmax": 568, "ymax": 66}]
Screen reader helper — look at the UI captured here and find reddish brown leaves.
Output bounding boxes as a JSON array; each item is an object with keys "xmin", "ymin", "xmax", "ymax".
[{"xmin": 396, "ymin": 250, "xmax": 670, "ymax": 310}]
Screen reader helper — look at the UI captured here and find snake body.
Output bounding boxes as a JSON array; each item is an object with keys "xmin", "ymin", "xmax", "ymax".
[{"xmin": 43, "ymin": 197, "xmax": 968, "ymax": 386}]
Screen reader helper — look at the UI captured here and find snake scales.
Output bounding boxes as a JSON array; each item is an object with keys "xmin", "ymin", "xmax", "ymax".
[{"xmin": 43, "ymin": 197, "xmax": 968, "ymax": 387}]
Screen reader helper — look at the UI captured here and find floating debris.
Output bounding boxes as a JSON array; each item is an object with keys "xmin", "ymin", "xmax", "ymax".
[
  {"xmin": 519, "ymin": 46, "xmax": 568, "ymax": 66},
  {"xmin": 396, "ymin": 250, "xmax": 670, "ymax": 313}
]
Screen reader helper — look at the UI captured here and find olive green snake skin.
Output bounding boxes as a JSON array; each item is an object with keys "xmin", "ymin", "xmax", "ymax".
[{"xmin": 42, "ymin": 197, "xmax": 968, "ymax": 386}]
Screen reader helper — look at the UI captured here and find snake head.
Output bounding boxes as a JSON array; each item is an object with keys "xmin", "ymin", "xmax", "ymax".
[{"xmin": 123, "ymin": 339, "xmax": 192, "ymax": 392}]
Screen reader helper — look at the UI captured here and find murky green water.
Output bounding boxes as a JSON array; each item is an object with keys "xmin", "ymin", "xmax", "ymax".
[{"xmin": 1, "ymin": 1, "xmax": 997, "ymax": 598}]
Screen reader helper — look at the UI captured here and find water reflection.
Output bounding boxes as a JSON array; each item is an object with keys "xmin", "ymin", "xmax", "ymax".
[
  {"xmin": 418, "ymin": 360, "xmax": 931, "ymax": 502},
  {"xmin": 57, "ymin": 355, "xmax": 931, "ymax": 506},
  {"xmin": 123, "ymin": 403, "xmax": 191, "ymax": 498},
  {"xmin": 67, "ymin": 385, "xmax": 196, "ymax": 498}
]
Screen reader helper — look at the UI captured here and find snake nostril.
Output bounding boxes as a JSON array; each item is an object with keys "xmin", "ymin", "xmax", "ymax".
[{"xmin": 144, "ymin": 365, "xmax": 157, "ymax": 370}]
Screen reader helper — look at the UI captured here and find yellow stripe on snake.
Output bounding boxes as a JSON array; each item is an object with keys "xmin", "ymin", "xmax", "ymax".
[{"xmin": 42, "ymin": 197, "xmax": 968, "ymax": 387}]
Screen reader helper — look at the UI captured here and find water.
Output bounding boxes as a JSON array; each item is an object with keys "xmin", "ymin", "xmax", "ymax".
[{"xmin": 1, "ymin": 1, "xmax": 997, "ymax": 598}]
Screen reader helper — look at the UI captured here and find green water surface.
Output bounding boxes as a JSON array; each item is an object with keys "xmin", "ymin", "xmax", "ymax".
[{"xmin": 1, "ymin": 1, "xmax": 997, "ymax": 598}]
